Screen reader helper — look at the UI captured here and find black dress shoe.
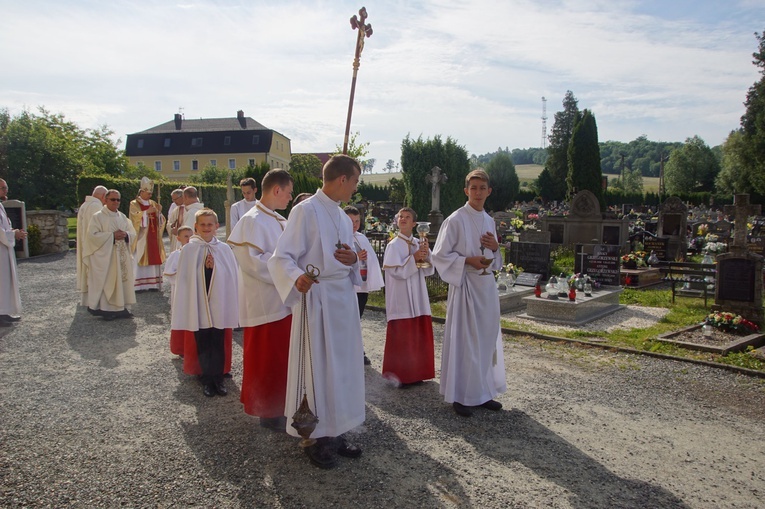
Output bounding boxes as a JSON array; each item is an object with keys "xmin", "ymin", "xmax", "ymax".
[
  {"xmin": 363, "ymin": 354, "xmax": 372, "ymax": 366},
  {"xmin": 115, "ymin": 309, "xmax": 133, "ymax": 319},
  {"xmin": 102, "ymin": 312, "xmax": 117, "ymax": 321},
  {"xmin": 305, "ymin": 440, "xmax": 336, "ymax": 469},
  {"xmin": 453, "ymin": 402, "xmax": 473, "ymax": 417},
  {"xmin": 214, "ymin": 381, "xmax": 228, "ymax": 396},
  {"xmin": 203, "ymin": 383, "xmax": 216, "ymax": 397},
  {"xmin": 480, "ymin": 399, "xmax": 502, "ymax": 411},
  {"xmin": 259, "ymin": 416, "xmax": 287, "ymax": 432},
  {"xmin": 399, "ymin": 381, "xmax": 424, "ymax": 389},
  {"xmin": 335, "ymin": 436, "xmax": 362, "ymax": 459},
  {"xmin": 0, "ymin": 315, "xmax": 20, "ymax": 322},
  {"xmin": 87, "ymin": 308, "xmax": 102, "ymax": 316}
]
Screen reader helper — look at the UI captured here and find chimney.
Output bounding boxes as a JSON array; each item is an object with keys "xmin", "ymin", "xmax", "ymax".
[
  {"xmin": 237, "ymin": 110, "xmax": 246, "ymax": 128},
  {"xmin": 174, "ymin": 113, "xmax": 182, "ymax": 130}
]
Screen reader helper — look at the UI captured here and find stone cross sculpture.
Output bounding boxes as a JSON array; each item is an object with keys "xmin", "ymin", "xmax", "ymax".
[
  {"xmin": 724, "ymin": 194, "xmax": 761, "ymax": 254},
  {"xmin": 425, "ymin": 166, "xmax": 448, "ymax": 213}
]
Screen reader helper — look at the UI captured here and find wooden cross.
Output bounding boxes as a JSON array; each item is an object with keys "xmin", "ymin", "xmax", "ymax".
[
  {"xmin": 724, "ymin": 194, "xmax": 761, "ymax": 252},
  {"xmin": 343, "ymin": 7, "xmax": 373, "ymax": 154}
]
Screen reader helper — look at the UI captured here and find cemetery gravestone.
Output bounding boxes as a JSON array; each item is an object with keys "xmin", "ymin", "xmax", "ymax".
[
  {"xmin": 657, "ymin": 197, "xmax": 688, "ymax": 260},
  {"xmin": 506, "ymin": 241, "xmax": 551, "ymax": 281},
  {"xmin": 587, "ymin": 244, "xmax": 621, "ymax": 286},
  {"xmin": 644, "ymin": 236, "xmax": 669, "ymax": 261},
  {"xmin": 714, "ymin": 194, "xmax": 763, "ymax": 328}
]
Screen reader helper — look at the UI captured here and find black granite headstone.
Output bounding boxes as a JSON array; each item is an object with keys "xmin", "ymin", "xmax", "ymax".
[
  {"xmin": 506, "ymin": 242, "xmax": 550, "ymax": 281},
  {"xmin": 644, "ymin": 236, "xmax": 669, "ymax": 261},
  {"xmin": 514, "ymin": 272, "xmax": 541, "ymax": 287},
  {"xmin": 717, "ymin": 258, "xmax": 756, "ymax": 302},
  {"xmin": 586, "ymin": 244, "xmax": 621, "ymax": 286}
]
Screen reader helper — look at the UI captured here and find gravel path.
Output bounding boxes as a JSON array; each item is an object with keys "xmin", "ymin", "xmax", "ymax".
[{"xmin": 2, "ymin": 251, "xmax": 765, "ymax": 508}]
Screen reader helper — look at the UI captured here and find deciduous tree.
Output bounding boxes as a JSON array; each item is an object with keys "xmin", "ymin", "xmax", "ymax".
[{"xmin": 664, "ymin": 135, "xmax": 720, "ymax": 195}]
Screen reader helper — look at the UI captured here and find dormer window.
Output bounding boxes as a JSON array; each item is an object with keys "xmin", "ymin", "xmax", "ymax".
[
  {"xmin": 224, "ymin": 136, "xmax": 231, "ymax": 146},
  {"xmin": 137, "ymin": 139, "xmax": 144, "ymax": 149},
  {"xmin": 192, "ymin": 137, "xmax": 203, "ymax": 147},
  {"xmin": 252, "ymin": 135, "xmax": 260, "ymax": 145}
]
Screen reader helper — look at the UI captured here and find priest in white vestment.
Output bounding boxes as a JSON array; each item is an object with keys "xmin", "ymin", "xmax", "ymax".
[
  {"xmin": 229, "ymin": 177, "xmax": 258, "ymax": 229},
  {"xmin": 165, "ymin": 189, "xmax": 185, "ymax": 252},
  {"xmin": 432, "ymin": 169, "xmax": 507, "ymax": 418},
  {"xmin": 83, "ymin": 190, "xmax": 137, "ymax": 320},
  {"xmin": 180, "ymin": 187, "xmax": 205, "ymax": 231},
  {"xmin": 0, "ymin": 178, "xmax": 26, "ymax": 325},
  {"xmin": 268, "ymin": 154, "xmax": 365, "ymax": 470},
  {"xmin": 76, "ymin": 186, "xmax": 107, "ymax": 305},
  {"xmin": 171, "ymin": 208, "xmax": 239, "ymax": 398}
]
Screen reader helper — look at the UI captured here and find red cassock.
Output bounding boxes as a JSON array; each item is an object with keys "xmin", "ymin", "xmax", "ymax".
[
  {"xmin": 170, "ymin": 329, "xmax": 185, "ymax": 356},
  {"xmin": 180, "ymin": 329, "xmax": 233, "ymax": 375},
  {"xmin": 240, "ymin": 315, "xmax": 292, "ymax": 418},
  {"xmin": 382, "ymin": 315, "xmax": 435, "ymax": 384}
]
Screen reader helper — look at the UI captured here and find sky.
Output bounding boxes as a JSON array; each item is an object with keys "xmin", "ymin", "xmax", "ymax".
[{"xmin": 1, "ymin": 0, "xmax": 764, "ymax": 172}]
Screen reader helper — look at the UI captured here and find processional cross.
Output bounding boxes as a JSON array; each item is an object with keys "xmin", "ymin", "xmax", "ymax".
[
  {"xmin": 724, "ymin": 194, "xmax": 761, "ymax": 253},
  {"xmin": 343, "ymin": 7, "xmax": 373, "ymax": 154}
]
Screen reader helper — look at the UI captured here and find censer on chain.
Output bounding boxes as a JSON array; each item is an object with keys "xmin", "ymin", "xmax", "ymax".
[{"xmin": 291, "ymin": 264, "xmax": 321, "ymax": 448}]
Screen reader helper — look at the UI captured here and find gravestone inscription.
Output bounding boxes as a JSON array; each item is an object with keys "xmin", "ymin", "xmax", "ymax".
[
  {"xmin": 643, "ymin": 236, "xmax": 669, "ymax": 261},
  {"xmin": 506, "ymin": 242, "xmax": 550, "ymax": 281},
  {"xmin": 587, "ymin": 244, "xmax": 621, "ymax": 286}
]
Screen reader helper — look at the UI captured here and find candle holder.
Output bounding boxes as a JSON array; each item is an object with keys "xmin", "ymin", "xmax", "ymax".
[{"xmin": 415, "ymin": 222, "xmax": 432, "ymax": 269}]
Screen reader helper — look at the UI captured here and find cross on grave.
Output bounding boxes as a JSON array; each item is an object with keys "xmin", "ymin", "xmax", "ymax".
[
  {"xmin": 724, "ymin": 194, "xmax": 762, "ymax": 253},
  {"xmin": 577, "ymin": 247, "xmax": 589, "ymax": 274}
]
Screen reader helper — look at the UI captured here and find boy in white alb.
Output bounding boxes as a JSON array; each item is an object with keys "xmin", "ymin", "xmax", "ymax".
[
  {"xmin": 228, "ymin": 169, "xmax": 295, "ymax": 432},
  {"xmin": 172, "ymin": 209, "xmax": 239, "ymax": 398},
  {"xmin": 343, "ymin": 206, "xmax": 384, "ymax": 366},
  {"xmin": 431, "ymin": 169, "xmax": 507, "ymax": 418},
  {"xmin": 164, "ymin": 226, "xmax": 192, "ymax": 356},
  {"xmin": 382, "ymin": 207, "xmax": 434, "ymax": 386}
]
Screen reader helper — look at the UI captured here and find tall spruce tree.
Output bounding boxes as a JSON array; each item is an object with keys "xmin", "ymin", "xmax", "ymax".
[
  {"xmin": 719, "ymin": 30, "xmax": 765, "ymax": 195},
  {"xmin": 542, "ymin": 90, "xmax": 579, "ymax": 201},
  {"xmin": 567, "ymin": 109, "xmax": 604, "ymax": 209}
]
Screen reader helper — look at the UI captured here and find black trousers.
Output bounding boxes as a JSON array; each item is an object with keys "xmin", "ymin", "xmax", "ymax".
[
  {"xmin": 357, "ymin": 292, "xmax": 369, "ymax": 318},
  {"xmin": 195, "ymin": 327, "xmax": 225, "ymax": 385}
]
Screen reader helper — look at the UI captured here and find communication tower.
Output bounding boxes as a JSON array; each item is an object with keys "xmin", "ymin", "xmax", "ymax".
[{"xmin": 540, "ymin": 97, "xmax": 548, "ymax": 149}]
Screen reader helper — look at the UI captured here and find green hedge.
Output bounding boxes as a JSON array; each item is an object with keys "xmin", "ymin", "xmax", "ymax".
[{"xmin": 77, "ymin": 172, "xmax": 323, "ymax": 224}]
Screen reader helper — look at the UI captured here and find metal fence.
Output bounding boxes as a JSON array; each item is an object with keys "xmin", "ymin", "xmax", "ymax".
[{"xmin": 366, "ymin": 232, "xmax": 449, "ymax": 300}]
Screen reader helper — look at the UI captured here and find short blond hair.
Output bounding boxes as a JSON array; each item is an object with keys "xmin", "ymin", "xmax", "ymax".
[
  {"xmin": 465, "ymin": 169, "xmax": 490, "ymax": 188},
  {"xmin": 194, "ymin": 208, "xmax": 218, "ymax": 223}
]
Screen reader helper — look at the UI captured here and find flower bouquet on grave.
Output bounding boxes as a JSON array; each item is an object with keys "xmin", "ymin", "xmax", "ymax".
[
  {"xmin": 703, "ymin": 242, "xmax": 727, "ymax": 255},
  {"xmin": 621, "ymin": 252, "xmax": 646, "ymax": 269},
  {"xmin": 697, "ymin": 223, "xmax": 709, "ymax": 236},
  {"xmin": 705, "ymin": 311, "xmax": 760, "ymax": 334}
]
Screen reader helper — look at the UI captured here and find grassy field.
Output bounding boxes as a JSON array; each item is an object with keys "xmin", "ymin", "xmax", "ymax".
[{"xmin": 361, "ymin": 165, "xmax": 661, "ymax": 193}]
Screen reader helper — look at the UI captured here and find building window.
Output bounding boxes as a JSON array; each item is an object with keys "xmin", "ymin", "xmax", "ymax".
[
  {"xmin": 164, "ymin": 138, "xmax": 171, "ymax": 148},
  {"xmin": 228, "ymin": 159, "xmax": 236, "ymax": 169},
  {"xmin": 192, "ymin": 137, "xmax": 203, "ymax": 147},
  {"xmin": 154, "ymin": 161, "xmax": 162, "ymax": 172},
  {"xmin": 192, "ymin": 160, "xmax": 199, "ymax": 171},
  {"xmin": 173, "ymin": 160, "xmax": 180, "ymax": 172},
  {"xmin": 224, "ymin": 136, "xmax": 231, "ymax": 146},
  {"xmin": 137, "ymin": 139, "xmax": 144, "ymax": 149},
  {"xmin": 252, "ymin": 135, "xmax": 260, "ymax": 145},
  {"xmin": 210, "ymin": 159, "xmax": 217, "ymax": 167},
  {"xmin": 248, "ymin": 159, "xmax": 255, "ymax": 167}
]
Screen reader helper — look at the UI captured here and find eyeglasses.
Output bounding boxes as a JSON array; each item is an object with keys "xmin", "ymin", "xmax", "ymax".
[{"xmin": 108, "ymin": 198, "xmax": 121, "ymax": 202}]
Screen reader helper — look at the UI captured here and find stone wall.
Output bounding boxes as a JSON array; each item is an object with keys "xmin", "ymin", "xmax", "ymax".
[{"xmin": 26, "ymin": 210, "xmax": 69, "ymax": 255}]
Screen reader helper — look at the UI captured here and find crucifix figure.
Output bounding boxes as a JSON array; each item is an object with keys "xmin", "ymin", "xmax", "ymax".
[
  {"xmin": 724, "ymin": 194, "xmax": 761, "ymax": 253},
  {"xmin": 425, "ymin": 166, "xmax": 448, "ymax": 213},
  {"xmin": 343, "ymin": 7, "xmax": 373, "ymax": 154}
]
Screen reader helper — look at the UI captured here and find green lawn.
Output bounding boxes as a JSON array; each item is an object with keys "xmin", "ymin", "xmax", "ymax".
[{"xmin": 67, "ymin": 217, "xmax": 77, "ymax": 241}]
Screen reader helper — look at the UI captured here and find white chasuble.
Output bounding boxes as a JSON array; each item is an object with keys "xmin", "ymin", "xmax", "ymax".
[
  {"xmin": 171, "ymin": 236, "xmax": 239, "ymax": 331},
  {"xmin": 76, "ymin": 196, "xmax": 104, "ymax": 301},
  {"xmin": 83, "ymin": 207, "xmax": 137, "ymax": 312},
  {"xmin": 431, "ymin": 204, "xmax": 507, "ymax": 406},
  {"xmin": 0, "ymin": 202, "xmax": 21, "ymax": 316},
  {"xmin": 268, "ymin": 189, "xmax": 365, "ymax": 439},
  {"xmin": 228, "ymin": 201, "xmax": 292, "ymax": 327}
]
